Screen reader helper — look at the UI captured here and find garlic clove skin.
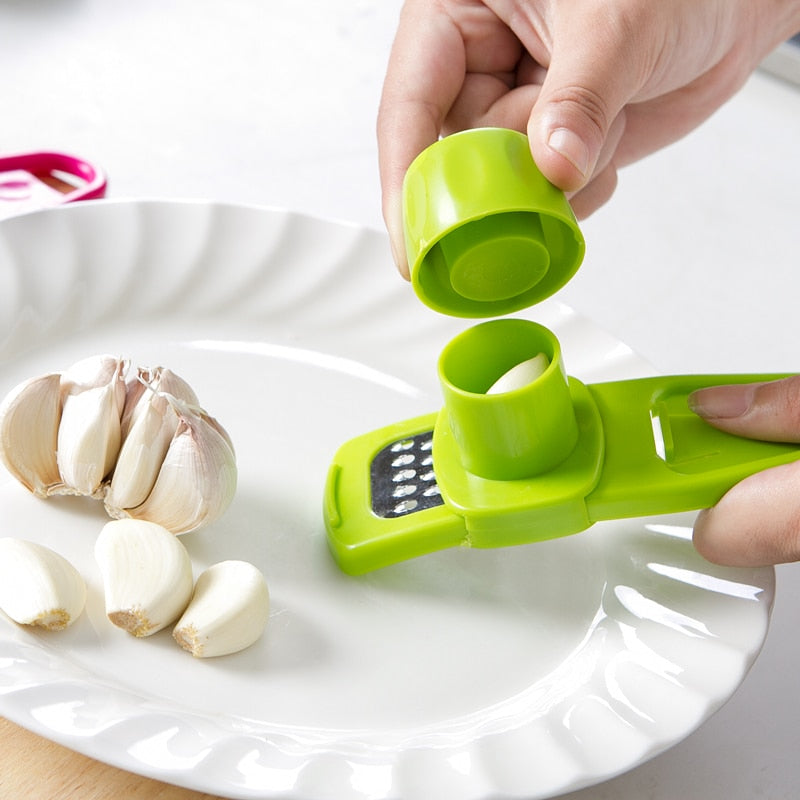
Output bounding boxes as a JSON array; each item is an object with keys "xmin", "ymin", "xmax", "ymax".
[
  {"xmin": 95, "ymin": 518, "xmax": 194, "ymax": 638},
  {"xmin": 0, "ymin": 538, "xmax": 86, "ymax": 630},
  {"xmin": 105, "ymin": 367, "xmax": 200, "ymax": 513},
  {"xmin": 124, "ymin": 407, "xmax": 237, "ymax": 534},
  {"xmin": 0, "ymin": 373, "xmax": 64, "ymax": 496},
  {"xmin": 486, "ymin": 353, "xmax": 550, "ymax": 395},
  {"xmin": 104, "ymin": 396, "xmax": 174, "ymax": 513},
  {"xmin": 119, "ymin": 366, "xmax": 199, "ymax": 440},
  {"xmin": 173, "ymin": 560, "xmax": 269, "ymax": 658},
  {"xmin": 56, "ymin": 355, "xmax": 127, "ymax": 497},
  {"xmin": 61, "ymin": 353, "xmax": 125, "ymax": 389}
]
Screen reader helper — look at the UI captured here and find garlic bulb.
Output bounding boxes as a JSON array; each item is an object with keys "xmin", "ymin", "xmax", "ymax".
[
  {"xmin": 173, "ymin": 560, "xmax": 269, "ymax": 657},
  {"xmin": 0, "ymin": 538, "xmax": 86, "ymax": 630},
  {"xmin": 0, "ymin": 356, "xmax": 236, "ymax": 534},
  {"xmin": 95, "ymin": 519, "xmax": 194, "ymax": 637}
]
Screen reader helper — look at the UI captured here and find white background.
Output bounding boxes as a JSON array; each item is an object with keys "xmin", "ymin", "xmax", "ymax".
[{"xmin": 1, "ymin": 1, "xmax": 799, "ymax": 797}]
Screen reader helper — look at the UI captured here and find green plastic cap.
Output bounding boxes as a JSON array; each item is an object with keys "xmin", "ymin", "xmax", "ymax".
[{"xmin": 403, "ymin": 128, "xmax": 585, "ymax": 318}]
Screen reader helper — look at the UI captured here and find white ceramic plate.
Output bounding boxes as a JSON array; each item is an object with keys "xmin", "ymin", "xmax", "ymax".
[{"xmin": 0, "ymin": 201, "xmax": 774, "ymax": 800}]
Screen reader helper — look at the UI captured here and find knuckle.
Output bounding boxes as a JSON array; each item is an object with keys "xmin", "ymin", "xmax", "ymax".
[
  {"xmin": 760, "ymin": 376, "xmax": 800, "ymax": 435},
  {"xmin": 546, "ymin": 83, "xmax": 612, "ymax": 140}
]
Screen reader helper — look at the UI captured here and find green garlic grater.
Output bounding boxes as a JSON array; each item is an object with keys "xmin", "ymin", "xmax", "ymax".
[{"xmin": 323, "ymin": 128, "xmax": 800, "ymax": 574}]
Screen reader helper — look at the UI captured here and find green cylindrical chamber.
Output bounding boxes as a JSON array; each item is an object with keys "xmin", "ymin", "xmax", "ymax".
[{"xmin": 437, "ymin": 319, "xmax": 579, "ymax": 480}]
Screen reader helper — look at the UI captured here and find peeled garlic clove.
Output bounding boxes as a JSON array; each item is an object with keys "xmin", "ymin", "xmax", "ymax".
[
  {"xmin": 95, "ymin": 518, "xmax": 193, "ymax": 637},
  {"xmin": 0, "ymin": 373, "xmax": 64, "ymax": 496},
  {"xmin": 487, "ymin": 353, "xmax": 550, "ymax": 395},
  {"xmin": 125, "ymin": 408, "xmax": 237, "ymax": 534},
  {"xmin": 173, "ymin": 560, "xmax": 269, "ymax": 658},
  {"xmin": 105, "ymin": 367, "xmax": 200, "ymax": 513},
  {"xmin": 56, "ymin": 355, "xmax": 127, "ymax": 497},
  {"xmin": 0, "ymin": 538, "xmax": 86, "ymax": 630}
]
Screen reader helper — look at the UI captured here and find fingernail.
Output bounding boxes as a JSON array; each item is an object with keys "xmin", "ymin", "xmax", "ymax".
[
  {"xmin": 547, "ymin": 128, "xmax": 590, "ymax": 178},
  {"xmin": 688, "ymin": 384, "xmax": 756, "ymax": 420},
  {"xmin": 384, "ymin": 196, "xmax": 411, "ymax": 280},
  {"xmin": 388, "ymin": 238, "xmax": 406, "ymax": 277}
]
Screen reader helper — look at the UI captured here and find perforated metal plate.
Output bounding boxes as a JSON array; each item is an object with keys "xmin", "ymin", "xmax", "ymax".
[{"xmin": 369, "ymin": 431, "xmax": 444, "ymax": 517}]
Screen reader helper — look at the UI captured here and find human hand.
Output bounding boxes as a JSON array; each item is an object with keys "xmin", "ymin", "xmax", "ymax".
[
  {"xmin": 378, "ymin": 0, "xmax": 800, "ymax": 277},
  {"xmin": 690, "ymin": 376, "xmax": 800, "ymax": 566}
]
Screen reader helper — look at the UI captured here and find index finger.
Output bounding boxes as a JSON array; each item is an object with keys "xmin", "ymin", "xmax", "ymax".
[{"xmin": 377, "ymin": 3, "xmax": 466, "ymax": 277}]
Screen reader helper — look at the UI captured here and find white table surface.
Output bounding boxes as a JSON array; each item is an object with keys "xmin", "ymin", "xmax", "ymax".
[{"xmin": 2, "ymin": 2, "xmax": 799, "ymax": 798}]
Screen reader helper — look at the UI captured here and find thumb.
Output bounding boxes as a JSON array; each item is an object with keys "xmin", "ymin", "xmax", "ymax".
[
  {"xmin": 527, "ymin": 17, "xmax": 644, "ymax": 193},
  {"xmin": 688, "ymin": 375, "xmax": 800, "ymax": 442},
  {"xmin": 690, "ymin": 375, "xmax": 800, "ymax": 566},
  {"xmin": 693, "ymin": 460, "xmax": 800, "ymax": 566}
]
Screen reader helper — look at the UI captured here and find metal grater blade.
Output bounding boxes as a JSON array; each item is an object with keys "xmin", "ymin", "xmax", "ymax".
[{"xmin": 369, "ymin": 430, "xmax": 444, "ymax": 517}]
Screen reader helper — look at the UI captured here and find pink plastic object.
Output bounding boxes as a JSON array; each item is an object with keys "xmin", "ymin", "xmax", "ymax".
[{"xmin": 0, "ymin": 151, "xmax": 106, "ymax": 220}]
